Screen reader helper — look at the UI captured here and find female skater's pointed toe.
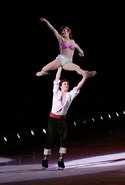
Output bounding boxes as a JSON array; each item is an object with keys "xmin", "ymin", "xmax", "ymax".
[
  {"xmin": 36, "ymin": 71, "xmax": 49, "ymax": 76},
  {"xmin": 84, "ymin": 70, "xmax": 97, "ymax": 79}
]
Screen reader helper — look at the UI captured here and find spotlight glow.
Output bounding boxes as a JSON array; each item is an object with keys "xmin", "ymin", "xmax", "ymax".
[
  {"xmin": 1, "ymin": 152, "xmax": 125, "ymax": 183},
  {"xmin": 74, "ymin": 121, "xmax": 77, "ymax": 126},
  {"xmin": 42, "ymin": 128, "xmax": 46, "ymax": 134},
  {"xmin": 108, "ymin": 114, "xmax": 111, "ymax": 118},
  {"xmin": 65, "ymin": 152, "xmax": 125, "ymax": 169},
  {"xmin": 116, "ymin": 112, "xmax": 119, "ymax": 117},
  {"xmin": 31, "ymin": 130, "xmax": 35, "ymax": 136},
  {"xmin": 4, "ymin": 137, "xmax": 7, "ymax": 142},
  {"xmin": 100, "ymin": 115, "xmax": 103, "ymax": 120},
  {"xmin": 83, "ymin": 119, "xmax": 87, "ymax": 124},
  {"xmin": 17, "ymin": 133, "xmax": 21, "ymax": 139}
]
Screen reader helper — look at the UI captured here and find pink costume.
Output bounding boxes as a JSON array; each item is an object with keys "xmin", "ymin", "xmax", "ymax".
[
  {"xmin": 62, "ymin": 43, "xmax": 75, "ymax": 50},
  {"xmin": 56, "ymin": 43, "xmax": 75, "ymax": 66}
]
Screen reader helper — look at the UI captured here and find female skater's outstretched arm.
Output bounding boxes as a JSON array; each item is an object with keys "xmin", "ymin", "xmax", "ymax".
[{"xmin": 39, "ymin": 18, "xmax": 62, "ymax": 44}]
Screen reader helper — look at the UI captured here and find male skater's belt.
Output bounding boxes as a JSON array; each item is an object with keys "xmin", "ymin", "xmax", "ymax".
[{"xmin": 50, "ymin": 112, "xmax": 66, "ymax": 119}]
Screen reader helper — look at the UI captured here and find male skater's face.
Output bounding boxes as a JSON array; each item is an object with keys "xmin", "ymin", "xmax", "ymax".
[{"xmin": 60, "ymin": 81, "xmax": 69, "ymax": 92}]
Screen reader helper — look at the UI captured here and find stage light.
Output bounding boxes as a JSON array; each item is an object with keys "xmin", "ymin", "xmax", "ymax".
[
  {"xmin": 123, "ymin": 110, "xmax": 125, "ymax": 114},
  {"xmin": 83, "ymin": 119, "xmax": 87, "ymax": 124},
  {"xmin": 92, "ymin": 118, "xmax": 95, "ymax": 122},
  {"xmin": 17, "ymin": 133, "xmax": 21, "ymax": 139},
  {"xmin": 116, "ymin": 112, "xmax": 119, "ymax": 117},
  {"xmin": 74, "ymin": 121, "xmax": 77, "ymax": 126},
  {"xmin": 42, "ymin": 128, "xmax": 46, "ymax": 134},
  {"xmin": 31, "ymin": 130, "xmax": 35, "ymax": 136},
  {"xmin": 100, "ymin": 115, "xmax": 103, "ymax": 120},
  {"xmin": 108, "ymin": 114, "xmax": 111, "ymax": 118},
  {"xmin": 4, "ymin": 137, "xmax": 7, "ymax": 142}
]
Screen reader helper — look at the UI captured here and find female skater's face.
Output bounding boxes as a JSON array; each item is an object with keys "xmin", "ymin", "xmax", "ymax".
[
  {"xmin": 61, "ymin": 29, "xmax": 69, "ymax": 38},
  {"xmin": 60, "ymin": 81, "xmax": 69, "ymax": 92}
]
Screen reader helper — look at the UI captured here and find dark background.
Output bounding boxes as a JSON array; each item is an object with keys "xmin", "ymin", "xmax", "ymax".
[{"xmin": 1, "ymin": 1, "xmax": 125, "ymax": 135}]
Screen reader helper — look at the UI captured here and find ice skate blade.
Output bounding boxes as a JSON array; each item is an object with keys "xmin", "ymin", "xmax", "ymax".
[
  {"xmin": 42, "ymin": 167, "xmax": 47, "ymax": 170},
  {"xmin": 58, "ymin": 167, "xmax": 64, "ymax": 170}
]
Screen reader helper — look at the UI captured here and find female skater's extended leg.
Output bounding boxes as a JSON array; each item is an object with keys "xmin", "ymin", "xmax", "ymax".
[
  {"xmin": 36, "ymin": 58, "xmax": 61, "ymax": 76},
  {"xmin": 62, "ymin": 63, "xmax": 97, "ymax": 79}
]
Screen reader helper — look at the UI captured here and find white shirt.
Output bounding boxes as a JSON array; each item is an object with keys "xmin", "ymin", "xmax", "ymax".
[{"xmin": 51, "ymin": 80, "xmax": 80, "ymax": 115}]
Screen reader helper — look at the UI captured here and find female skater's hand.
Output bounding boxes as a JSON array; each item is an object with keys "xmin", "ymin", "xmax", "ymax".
[
  {"xmin": 39, "ymin": 18, "xmax": 47, "ymax": 22},
  {"xmin": 78, "ymin": 51, "xmax": 84, "ymax": 57}
]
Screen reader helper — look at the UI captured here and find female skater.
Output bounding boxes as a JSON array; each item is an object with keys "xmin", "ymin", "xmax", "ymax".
[{"xmin": 36, "ymin": 18, "xmax": 97, "ymax": 79}]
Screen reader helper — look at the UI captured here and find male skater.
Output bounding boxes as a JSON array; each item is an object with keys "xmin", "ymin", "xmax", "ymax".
[{"xmin": 42, "ymin": 67, "xmax": 95, "ymax": 169}]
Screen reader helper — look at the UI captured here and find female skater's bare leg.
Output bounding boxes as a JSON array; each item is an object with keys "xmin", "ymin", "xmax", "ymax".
[
  {"xmin": 36, "ymin": 58, "xmax": 61, "ymax": 76},
  {"xmin": 62, "ymin": 62, "xmax": 97, "ymax": 79}
]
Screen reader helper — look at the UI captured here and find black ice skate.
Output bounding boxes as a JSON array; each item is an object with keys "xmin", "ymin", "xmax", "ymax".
[
  {"xmin": 58, "ymin": 158, "xmax": 65, "ymax": 170},
  {"xmin": 42, "ymin": 155, "xmax": 48, "ymax": 170}
]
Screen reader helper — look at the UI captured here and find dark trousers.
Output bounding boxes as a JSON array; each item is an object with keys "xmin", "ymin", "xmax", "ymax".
[{"xmin": 45, "ymin": 117, "xmax": 68, "ymax": 149}]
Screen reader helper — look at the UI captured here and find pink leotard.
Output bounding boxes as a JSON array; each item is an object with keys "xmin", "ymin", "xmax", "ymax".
[{"xmin": 62, "ymin": 43, "xmax": 75, "ymax": 50}]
